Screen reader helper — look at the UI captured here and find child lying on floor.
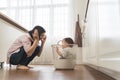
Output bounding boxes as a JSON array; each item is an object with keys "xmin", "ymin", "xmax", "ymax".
[{"xmin": 55, "ymin": 37, "xmax": 75, "ymax": 59}]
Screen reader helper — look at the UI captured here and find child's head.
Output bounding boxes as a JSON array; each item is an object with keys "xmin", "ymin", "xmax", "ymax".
[{"xmin": 62, "ymin": 37, "xmax": 74, "ymax": 48}]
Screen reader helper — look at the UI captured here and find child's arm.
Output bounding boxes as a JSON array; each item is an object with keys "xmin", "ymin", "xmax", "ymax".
[{"xmin": 55, "ymin": 47, "xmax": 64, "ymax": 58}]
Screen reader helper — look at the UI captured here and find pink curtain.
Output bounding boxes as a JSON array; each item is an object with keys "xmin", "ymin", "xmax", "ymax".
[{"xmin": 74, "ymin": 15, "xmax": 82, "ymax": 47}]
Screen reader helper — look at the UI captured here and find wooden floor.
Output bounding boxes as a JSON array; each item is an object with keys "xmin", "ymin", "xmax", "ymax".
[{"xmin": 0, "ymin": 65, "xmax": 116, "ymax": 80}]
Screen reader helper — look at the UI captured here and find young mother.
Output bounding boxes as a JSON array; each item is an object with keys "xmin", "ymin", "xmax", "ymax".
[{"xmin": 7, "ymin": 26, "xmax": 46, "ymax": 70}]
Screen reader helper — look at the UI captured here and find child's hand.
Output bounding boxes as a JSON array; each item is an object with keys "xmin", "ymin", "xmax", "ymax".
[
  {"xmin": 55, "ymin": 46, "xmax": 59, "ymax": 52},
  {"xmin": 55, "ymin": 46, "xmax": 63, "ymax": 57}
]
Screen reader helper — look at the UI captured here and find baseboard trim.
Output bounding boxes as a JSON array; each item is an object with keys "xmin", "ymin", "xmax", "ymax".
[{"xmin": 86, "ymin": 63, "xmax": 120, "ymax": 80}]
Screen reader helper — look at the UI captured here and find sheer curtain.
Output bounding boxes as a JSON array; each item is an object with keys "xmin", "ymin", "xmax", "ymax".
[
  {"xmin": 97, "ymin": 0, "xmax": 120, "ymax": 71},
  {"xmin": 0, "ymin": 0, "xmax": 74, "ymax": 64},
  {"xmin": 85, "ymin": 0, "xmax": 120, "ymax": 71},
  {"xmin": 98, "ymin": 0, "xmax": 120, "ymax": 55}
]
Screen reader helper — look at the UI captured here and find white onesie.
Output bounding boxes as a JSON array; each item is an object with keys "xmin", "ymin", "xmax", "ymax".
[{"xmin": 60, "ymin": 47, "xmax": 75, "ymax": 59}]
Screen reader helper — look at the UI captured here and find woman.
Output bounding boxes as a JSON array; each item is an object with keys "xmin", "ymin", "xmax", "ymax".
[{"xmin": 7, "ymin": 25, "xmax": 46, "ymax": 70}]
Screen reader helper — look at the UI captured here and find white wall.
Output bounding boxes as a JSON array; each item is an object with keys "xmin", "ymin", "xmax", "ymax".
[
  {"xmin": 72, "ymin": 0, "xmax": 88, "ymax": 21},
  {"xmin": 83, "ymin": 0, "xmax": 120, "ymax": 72},
  {"xmin": 0, "ymin": 19, "xmax": 25, "ymax": 62},
  {"xmin": 71, "ymin": 0, "xmax": 88, "ymax": 33},
  {"xmin": 70, "ymin": 0, "xmax": 88, "ymax": 64}
]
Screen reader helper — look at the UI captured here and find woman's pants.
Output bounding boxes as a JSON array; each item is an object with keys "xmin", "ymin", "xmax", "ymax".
[{"xmin": 10, "ymin": 46, "xmax": 40, "ymax": 66}]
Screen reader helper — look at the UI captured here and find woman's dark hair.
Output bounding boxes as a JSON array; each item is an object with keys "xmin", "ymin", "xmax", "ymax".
[
  {"xmin": 29, "ymin": 25, "xmax": 46, "ymax": 39},
  {"xmin": 63, "ymin": 37, "xmax": 74, "ymax": 47}
]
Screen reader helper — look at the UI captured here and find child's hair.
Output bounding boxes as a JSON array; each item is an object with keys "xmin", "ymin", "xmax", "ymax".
[{"xmin": 63, "ymin": 37, "xmax": 74, "ymax": 47}]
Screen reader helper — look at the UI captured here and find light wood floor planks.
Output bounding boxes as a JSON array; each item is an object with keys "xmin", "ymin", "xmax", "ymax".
[{"xmin": 0, "ymin": 65, "xmax": 116, "ymax": 80}]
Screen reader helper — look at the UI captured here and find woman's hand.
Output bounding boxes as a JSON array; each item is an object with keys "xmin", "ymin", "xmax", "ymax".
[
  {"xmin": 33, "ymin": 35, "xmax": 39, "ymax": 41},
  {"xmin": 27, "ymin": 29, "xmax": 39, "ymax": 57},
  {"xmin": 41, "ymin": 35, "xmax": 47, "ymax": 44},
  {"xmin": 37, "ymin": 35, "xmax": 46, "ymax": 57}
]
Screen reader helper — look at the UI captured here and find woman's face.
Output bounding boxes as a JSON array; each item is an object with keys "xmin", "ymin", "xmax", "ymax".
[
  {"xmin": 33, "ymin": 29, "xmax": 46, "ymax": 40},
  {"xmin": 33, "ymin": 29, "xmax": 39, "ymax": 40},
  {"xmin": 62, "ymin": 40, "xmax": 68, "ymax": 48}
]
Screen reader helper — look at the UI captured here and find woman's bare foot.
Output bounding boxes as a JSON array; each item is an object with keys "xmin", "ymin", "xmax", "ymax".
[
  {"xmin": 16, "ymin": 65, "xmax": 29, "ymax": 70},
  {"xmin": 27, "ymin": 66, "xmax": 33, "ymax": 69}
]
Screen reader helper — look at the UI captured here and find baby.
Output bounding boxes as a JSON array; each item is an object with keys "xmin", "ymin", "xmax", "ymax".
[{"xmin": 56, "ymin": 37, "xmax": 75, "ymax": 59}]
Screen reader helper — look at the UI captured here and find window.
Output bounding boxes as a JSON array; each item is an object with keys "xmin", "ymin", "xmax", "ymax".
[{"xmin": 0, "ymin": 0, "xmax": 71, "ymax": 37}]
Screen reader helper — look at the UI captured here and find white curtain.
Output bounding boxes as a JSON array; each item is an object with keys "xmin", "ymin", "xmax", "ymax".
[
  {"xmin": 0, "ymin": 0, "xmax": 74, "ymax": 64},
  {"xmin": 84, "ymin": 0, "xmax": 120, "ymax": 71},
  {"xmin": 97, "ymin": 0, "xmax": 120, "ymax": 55}
]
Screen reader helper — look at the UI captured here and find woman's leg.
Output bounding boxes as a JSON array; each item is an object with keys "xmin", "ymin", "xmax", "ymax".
[
  {"xmin": 10, "ymin": 46, "xmax": 26, "ymax": 65},
  {"xmin": 10, "ymin": 46, "xmax": 40, "ymax": 67},
  {"xmin": 24, "ymin": 46, "xmax": 41, "ymax": 66},
  {"xmin": 10, "ymin": 47, "xmax": 29, "ymax": 69}
]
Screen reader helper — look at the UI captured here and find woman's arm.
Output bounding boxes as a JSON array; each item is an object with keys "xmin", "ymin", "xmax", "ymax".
[
  {"xmin": 27, "ymin": 39, "xmax": 39, "ymax": 57},
  {"xmin": 37, "ymin": 35, "xmax": 47, "ymax": 57},
  {"xmin": 27, "ymin": 29, "xmax": 39, "ymax": 57}
]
